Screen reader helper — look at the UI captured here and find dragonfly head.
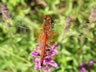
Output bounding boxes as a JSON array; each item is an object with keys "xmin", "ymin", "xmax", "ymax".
[{"xmin": 44, "ymin": 15, "xmax": 53, "ymax": 23}]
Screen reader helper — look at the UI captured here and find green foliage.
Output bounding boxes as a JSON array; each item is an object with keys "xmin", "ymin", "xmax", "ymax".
[{"xmin": 0, "ymin": 0, "xmax": 96, "ymax": 72}]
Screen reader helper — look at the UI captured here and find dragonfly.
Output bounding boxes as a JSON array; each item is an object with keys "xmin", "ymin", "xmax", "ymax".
[{"xmin": 38, "ymin": 15, "xmax": 54, "ymax": 66}]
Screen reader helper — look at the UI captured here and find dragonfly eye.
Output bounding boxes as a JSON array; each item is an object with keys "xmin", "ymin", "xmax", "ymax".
[
  {"xmin": 44, "ymin": 18, "xmax": 53, "ymax": 23},
  {"xmin": 50, "ymin": 18, "xmax": 54, "ymax": 23},
  {"xmin": 47, "ymin": 18, "xmax": 54, "ymax": 24},
  {"xmin": 44, "ymin": 18, "xmax": 46, "ymax": 22},
  {"xmin": 48, "ymin": 19, "xmax": 52, "ymax": 23}
]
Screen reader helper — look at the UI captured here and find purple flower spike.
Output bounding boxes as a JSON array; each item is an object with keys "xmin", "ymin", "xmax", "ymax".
[
  {"xmin": 78, "ymin": 62, "xmax": 86, "ymax": 72},
  {"xmin": 80, "ymin": 62, "xmax": 85, "ymax": 66},
  {"xmin": 88, "ymin": 59, "xmax": 94, "ymax": 65},
  {"xmin": 80, "ymin": 67, "xmax": 86, "ymax": 72},
  {"xmin": 30, "ymin": 43, "xmax": 59, "ymax": 72},
  {"xmin": 78, "ymin": 59, "xmax": 94, "ymax": 72},
  {"xmin": 1, "ymin": 2, "xmax": 11, "ymax": 27},
  {"xmin": 1, "ymin": 3, "xmax": 9, "ymax": 20}
]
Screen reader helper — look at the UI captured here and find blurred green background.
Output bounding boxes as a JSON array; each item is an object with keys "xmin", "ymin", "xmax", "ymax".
[{"xmin": 0, "ymin": 0, "xmax": 96, "ymax": 72}]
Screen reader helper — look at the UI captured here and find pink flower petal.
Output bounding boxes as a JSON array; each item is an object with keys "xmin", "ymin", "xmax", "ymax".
[
  {"xmin": 45, "ymin": 59, "xmax": 58, "ymax": 67},
  {"xmin": 30, "ymin": 51, "xmax": 39, "ymax": 56}
]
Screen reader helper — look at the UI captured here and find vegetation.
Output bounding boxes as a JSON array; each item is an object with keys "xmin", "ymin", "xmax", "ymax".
[{"xmin": 0, "ymin": 0, "xmax": 96, "ymax": 72}]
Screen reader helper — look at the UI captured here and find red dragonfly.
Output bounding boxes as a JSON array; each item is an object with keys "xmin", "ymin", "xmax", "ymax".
[{"xmin": 38, "ymin": 15, "xmax": 54, "ymax": 66}]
